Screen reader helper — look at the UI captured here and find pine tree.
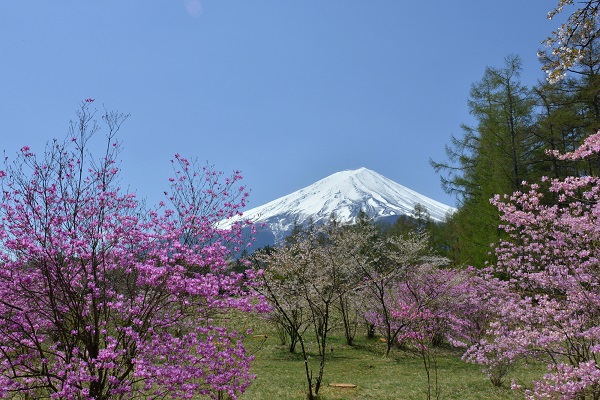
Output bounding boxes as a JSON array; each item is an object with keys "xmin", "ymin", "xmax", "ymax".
[{"xmin": 432, "ymin": 55, "xmax": 536, "ymax": 266}]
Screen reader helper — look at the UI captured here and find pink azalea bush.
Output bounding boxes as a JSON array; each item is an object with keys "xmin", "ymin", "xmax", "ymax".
[
  {"xmin": 365, "ymin": 264, "xmax": 487, "ymax": 353},
  {"xmin": 369, "ymin": 266, "xmax": 469, "ymax": 348},
  {"xmin": 464, "ymin": 131, "xmax": 600, "ymax": 398},
  {"xmin": 0, "ymin": 103, "xmax": 265, "ymax": 399},
  {"xmin": 364, "ymin": 264, "xmax": 491, "ymax": 399}
]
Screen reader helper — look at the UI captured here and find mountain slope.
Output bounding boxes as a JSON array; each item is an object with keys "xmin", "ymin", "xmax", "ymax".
[{"xmin": 224, "ymin": 167, "xmax": 455, "ymax": 247}]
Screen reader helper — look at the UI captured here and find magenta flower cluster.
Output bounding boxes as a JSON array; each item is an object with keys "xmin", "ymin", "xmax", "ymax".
[
  {"xmin": 463, "ymin": 131, "xmax": 600, "ymax": 398},
  {"xmin": 365, "ymin": 131, "xmax": 600, "ymax": 398},
  {"xmin": 0, "ymin": 102, "xmax": 266, "ymax": 399}
]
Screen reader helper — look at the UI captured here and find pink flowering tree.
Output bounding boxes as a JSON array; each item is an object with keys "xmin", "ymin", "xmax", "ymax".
[
  {"xmin": 0, "ymin": 102, "xmax": 265, "ymax": 399},
  {"xmin": 464, "ymin": 131, "xmax": 600, "ymax": 398},
  {"xmin": 457, "ymin": 271, "xmax": 518, "ymax": 386},
  {"xmin": 374, "ymin": 265, "xmax": 474, "ymax": 399},
  {"xmin": 361, "ymin": 232, "xmax": 449, "ymax": 357}
]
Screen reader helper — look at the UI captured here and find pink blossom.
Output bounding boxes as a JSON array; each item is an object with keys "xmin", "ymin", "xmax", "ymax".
[
  {"xmin": 0, "ymin": 104, "xmax": 264, "ymax": 399},
  {"xmin": 463, "ymin": 131, "xmax": 600, "ymax": 396}
]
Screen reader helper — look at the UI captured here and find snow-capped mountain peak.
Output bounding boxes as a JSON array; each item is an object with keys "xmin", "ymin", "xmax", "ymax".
[{"xmin": 222, "ymin": 168, "xmax": 455, "ymax": 246}]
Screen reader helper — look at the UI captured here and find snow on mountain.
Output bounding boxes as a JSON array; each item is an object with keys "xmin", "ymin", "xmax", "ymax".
[{"xmin": 222, "ymin": 167, "xmax": 455, "ymax": 247}]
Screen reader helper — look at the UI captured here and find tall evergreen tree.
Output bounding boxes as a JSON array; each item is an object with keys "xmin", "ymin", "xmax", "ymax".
[{"xmin": 432, "ymin": 55, "xmax": 536, "ymax": 267}]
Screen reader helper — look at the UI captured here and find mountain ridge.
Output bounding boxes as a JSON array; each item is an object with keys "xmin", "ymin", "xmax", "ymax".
[{"xmin": 222, "ymin": 167, "xmax": 455, "ymax": 248}]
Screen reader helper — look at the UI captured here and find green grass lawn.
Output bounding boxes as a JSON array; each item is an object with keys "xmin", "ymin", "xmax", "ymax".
[{"xmin": 240, "ymin": 324, "xmax": 544, "ymax": 400}]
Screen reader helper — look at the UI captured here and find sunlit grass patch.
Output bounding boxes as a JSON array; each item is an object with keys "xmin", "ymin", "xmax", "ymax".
[{"xmin": 238, "ymin": 320, "xmax": 544, "ymax": 400}]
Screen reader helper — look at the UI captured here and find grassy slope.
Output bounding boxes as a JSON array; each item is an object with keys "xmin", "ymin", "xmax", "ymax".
[{"xmin": 240, "ymin": 322, "xmax": 544, "ymax": 400}]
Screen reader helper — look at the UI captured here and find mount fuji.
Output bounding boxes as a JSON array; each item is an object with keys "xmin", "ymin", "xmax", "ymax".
[{"xmin": 224, "ymin": 167, "xmax": 456, "ymax": 249}]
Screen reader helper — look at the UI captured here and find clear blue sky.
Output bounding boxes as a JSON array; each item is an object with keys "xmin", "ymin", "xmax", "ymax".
[{"xmin": 0, "ymin": 1, "xmax": 564, "ymax": 209}]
